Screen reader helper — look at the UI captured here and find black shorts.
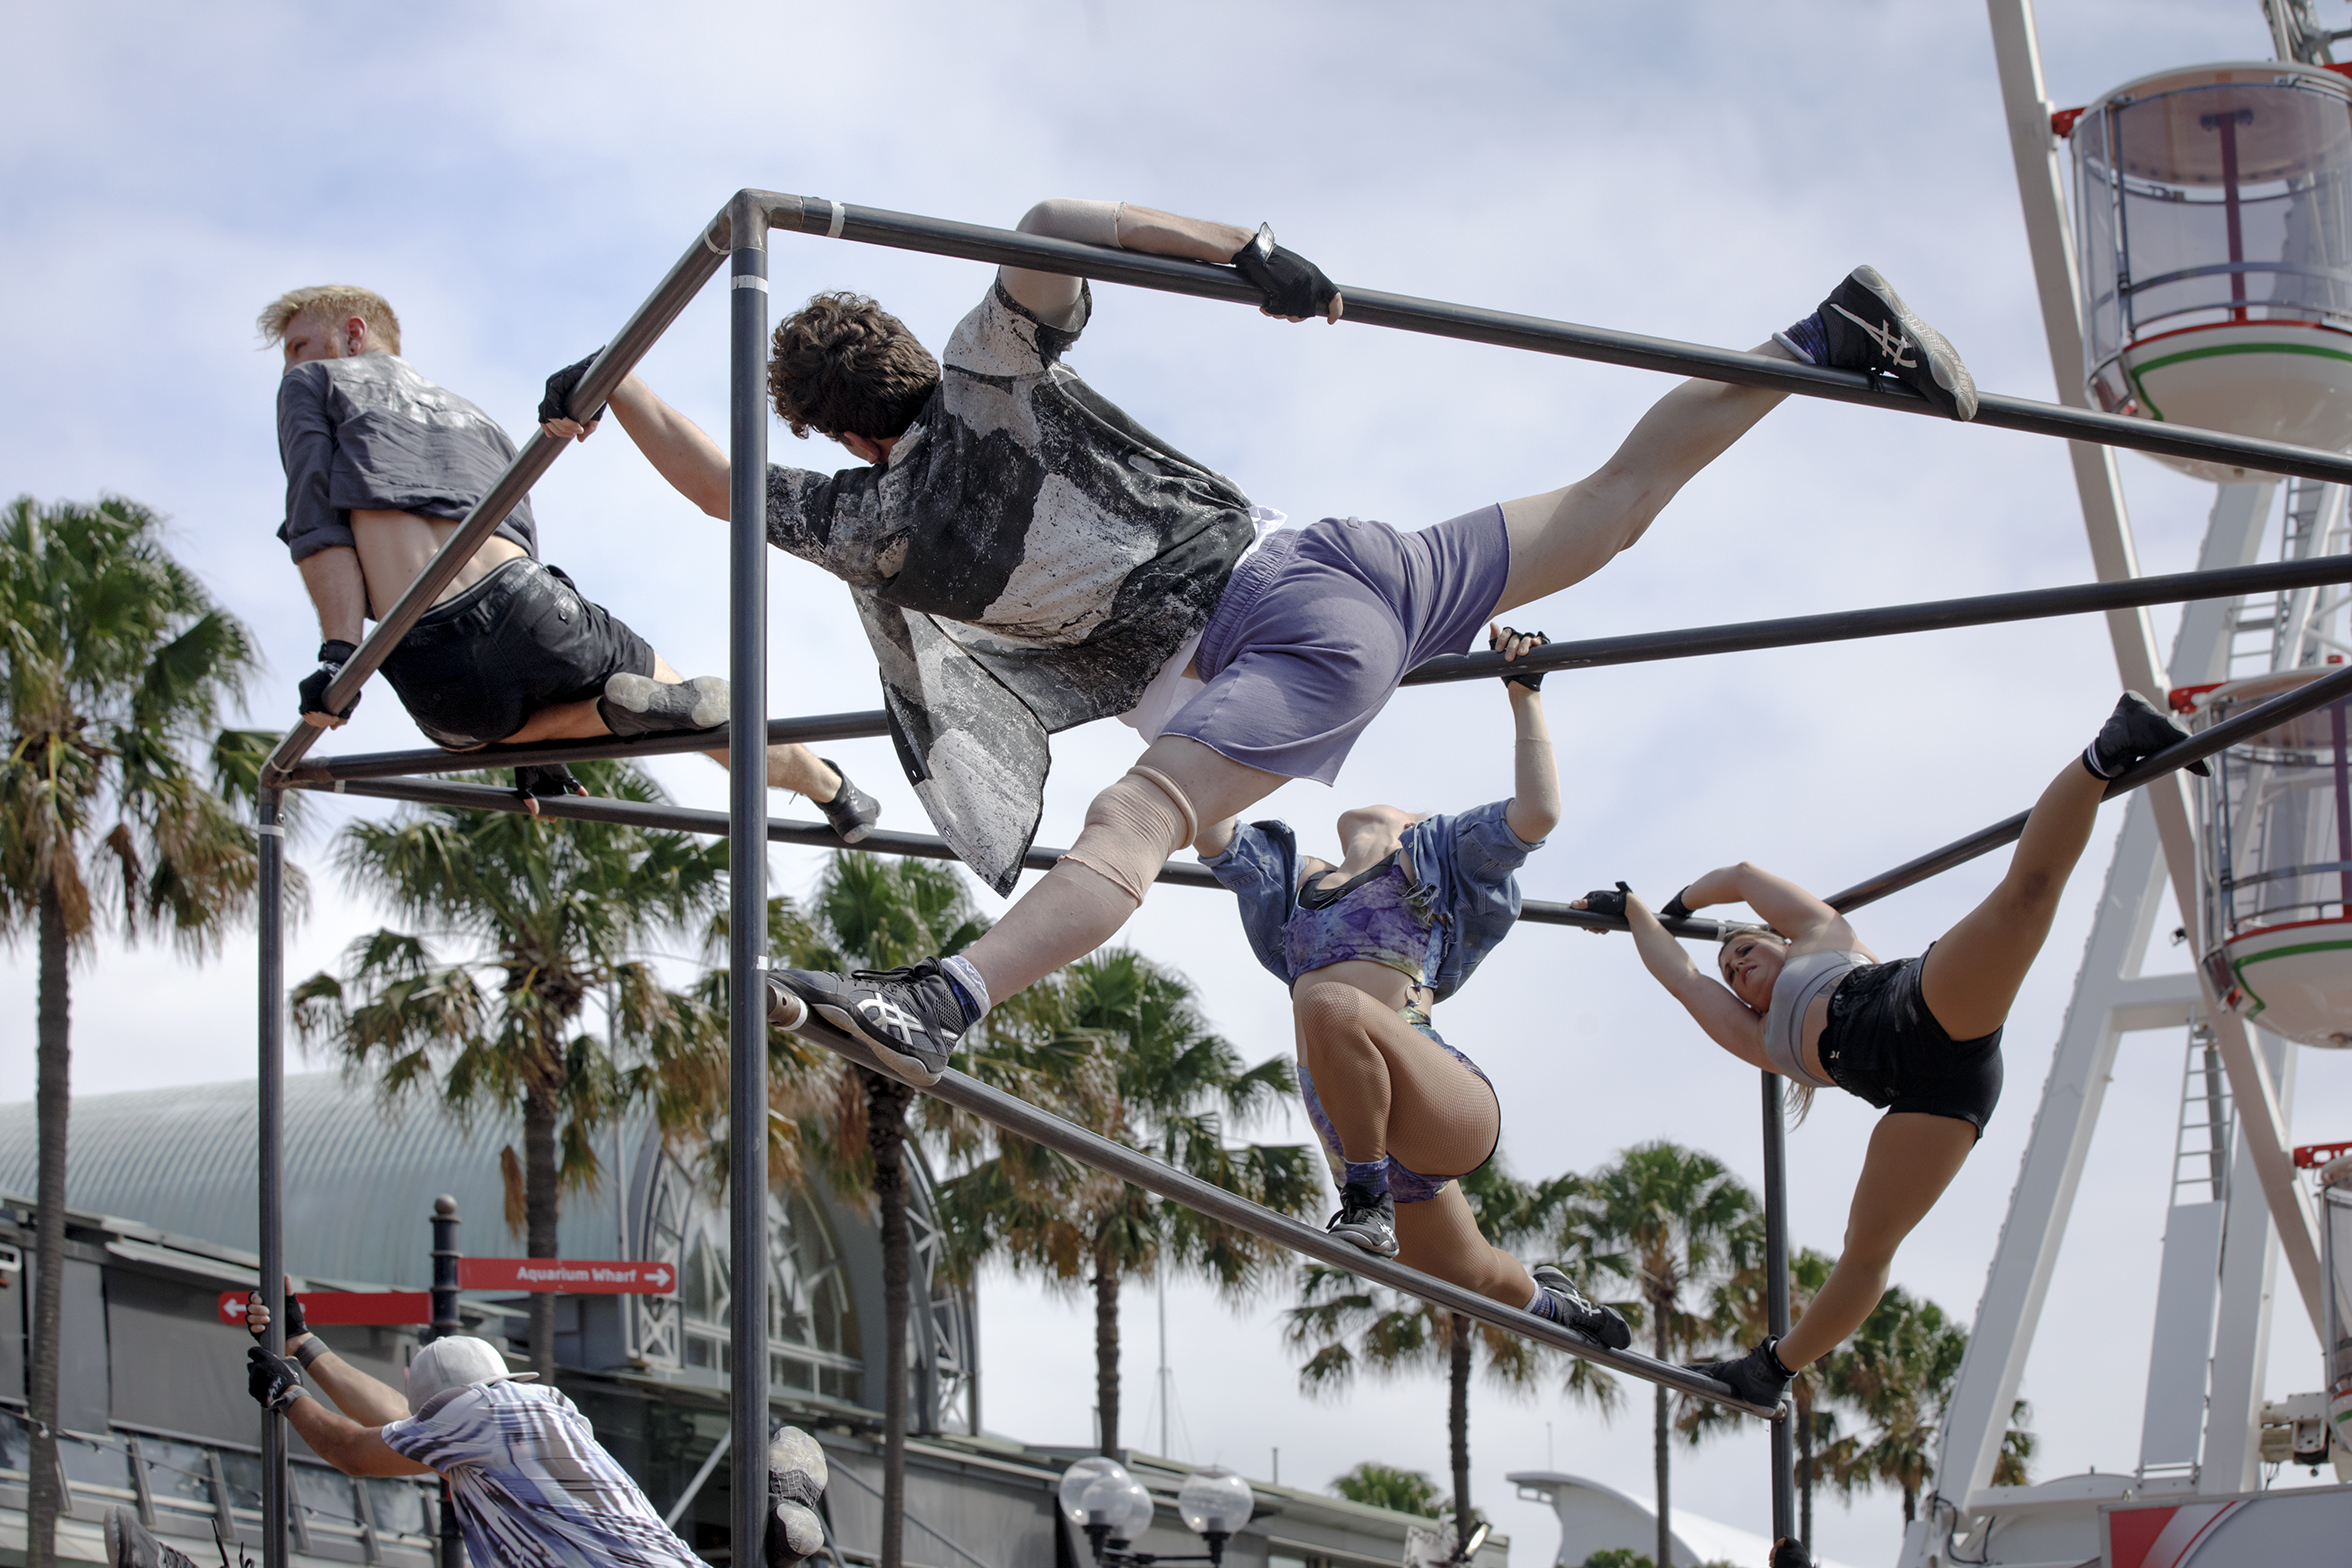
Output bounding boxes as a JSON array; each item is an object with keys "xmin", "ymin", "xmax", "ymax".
[
  {"xmin": 377, "ymin": 558, "xmax": 657, "ymax": 749},
  {"xmin": 1818, "ymin": 951, "xmax": 2004, "ymax": 1137}
]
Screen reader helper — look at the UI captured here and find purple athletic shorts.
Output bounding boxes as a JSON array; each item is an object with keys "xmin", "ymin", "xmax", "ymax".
[{"xmin": 1165, "ymin": 505, "xmax": 1512, "ymax": 783}]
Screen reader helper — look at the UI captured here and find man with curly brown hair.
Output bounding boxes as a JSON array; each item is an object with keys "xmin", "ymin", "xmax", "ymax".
[{"xmin": 545, "ymin": 200, "xmax": 1973, "ymax": 1089}]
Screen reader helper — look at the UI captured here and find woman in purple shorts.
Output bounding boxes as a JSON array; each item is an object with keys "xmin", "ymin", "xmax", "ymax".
[{"xmin": 1197, "ymin": 626, "xmax": 1631, "ymax": 1346}]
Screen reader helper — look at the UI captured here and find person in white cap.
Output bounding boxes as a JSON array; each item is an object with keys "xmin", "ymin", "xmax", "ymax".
[{"xmin": 103, "ymin": 1292, "xmax": 825, "ymax": 1568}]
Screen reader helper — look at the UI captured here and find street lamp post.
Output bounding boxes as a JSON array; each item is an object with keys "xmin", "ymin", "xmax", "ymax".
[{"xmin": 1057, "ymin": 1459, "xmax": 1257, "ymax": 1567}]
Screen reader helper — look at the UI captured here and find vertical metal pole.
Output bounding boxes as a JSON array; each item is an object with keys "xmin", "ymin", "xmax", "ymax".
[
  {"xmin": 1759, "ymin": 1071, "xmax": 1796, "ymax": 1547},
  {"xmin": 256, "ymin": 791, "xmax": 288, "ymax": 1568},
  {"xmin": 2328, "ymin": 700, "xmax": 2350, "ymax": 910},
  {"xmin": 725, "ymin": 190, "xmax": 772, "ymax": 1568},
  {"xmin": 429, "ymin": 1198, "xmax": 462, "ymax": 1568}
]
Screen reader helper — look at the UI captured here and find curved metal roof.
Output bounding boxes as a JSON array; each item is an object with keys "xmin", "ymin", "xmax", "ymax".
[{"xmin": 0, "ymin": 1074, "xmax": 642, "ymax": 1288}]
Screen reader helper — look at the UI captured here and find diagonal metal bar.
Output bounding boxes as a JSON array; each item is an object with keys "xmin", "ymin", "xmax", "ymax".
[
  {"xmin": 259, "ymin": 207, "xmax": 735, "ymax": 786},
  {"xmin": 763, "ymin": 192, "xmax": 2352, "ymax": 487},
  {"xmin": 1822, "ymin": 662, "xmax": 2352, "ymax": 914},
  {"xmin": 283, "ymin": 710, "xmax": 890, "ymax": 785}
]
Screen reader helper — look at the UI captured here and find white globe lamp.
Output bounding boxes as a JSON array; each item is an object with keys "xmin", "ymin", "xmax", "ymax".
[{"xmin": 1175, "ymin": 1466, "xmax": 1255, "ymax": 1563}]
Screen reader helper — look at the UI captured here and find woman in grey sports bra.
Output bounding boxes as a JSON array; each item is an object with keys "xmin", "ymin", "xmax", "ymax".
[{"xmin": 1572, "ymin": 692, "xmax": 2200, "ymax": 1409}]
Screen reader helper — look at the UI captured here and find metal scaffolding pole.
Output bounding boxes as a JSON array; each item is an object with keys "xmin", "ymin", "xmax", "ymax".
[
  {"xmin": 255, "ymin": 790, "xmax": 288, "ymax": 1568},
  {"xmin": 1760, "ymin": 1071, "xmax": 1796, "ymax": 1547},
  {"xmin": 723, "ymin": 192, "xmax": 771, "ymax": 1568}
]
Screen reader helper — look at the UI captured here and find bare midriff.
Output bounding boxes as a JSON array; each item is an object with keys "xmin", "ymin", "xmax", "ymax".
[
  {"xmin": 350, "ymin": 509, "xmax": 527, "ymax": 618},
  {"xmin": 1295, "ymin": 957, "xmax": 1435, "ymax": 1016}
]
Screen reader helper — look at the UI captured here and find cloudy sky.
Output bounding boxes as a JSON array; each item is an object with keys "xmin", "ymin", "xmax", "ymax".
[{"xmin": 8, "ymin": 2, "xmax": 2352, "ymax": 1563}]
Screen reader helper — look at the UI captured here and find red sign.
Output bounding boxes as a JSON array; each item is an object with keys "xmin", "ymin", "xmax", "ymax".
[
  {"xmin": 217, "ymin": 1291, "xmax": 431, "ymax": 1327},
  {"xmin": 458, "ymin": 1258, "xmax": 675, "ymax": 1295}
]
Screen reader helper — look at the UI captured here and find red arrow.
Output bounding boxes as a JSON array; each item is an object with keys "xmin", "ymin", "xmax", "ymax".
[{"xmin": 216, "ymin": 1291, "xmax": 430, "ymax": 1326}]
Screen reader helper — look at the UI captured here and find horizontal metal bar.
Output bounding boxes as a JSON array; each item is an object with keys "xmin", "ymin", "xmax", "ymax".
[
  {"xmin": 765, "ymin": 192, "xmax": 2352, "ymax": 488},
  {"xmin": 1404, "ymin": 553, "xmax": 2352, "ymax": 686},
  {"xmin": 260, "ymin": 206, "xmax": 734, "ymax": 786},
  {"xmin": 899, "ymin": 1056, "xmax": 1776, "ymax": 1415},
  {"xmin": 285, "ymin": 710, "xmax": 889, "ymax": 785},
  {"xmin": 297, "ymin": 774, "xmax": 1753, "ymax": 943},
  {"xmin": 1825, "ymin": 666, "xmax": 2352, "ymax": 914}
]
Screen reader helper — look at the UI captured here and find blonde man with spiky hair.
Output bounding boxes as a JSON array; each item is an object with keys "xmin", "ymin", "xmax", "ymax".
[{"xmin": 260, "ymin": 285, "xmax": 880, "ymax": 837}]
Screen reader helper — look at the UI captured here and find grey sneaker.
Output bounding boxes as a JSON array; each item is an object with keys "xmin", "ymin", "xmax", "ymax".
[
  {"xmin": 815, "ymin": 759, "xmax": 881, "ymax": 844},
  {"xmin": 1530, "ymin": 1264, "xmax": 1632, "ymax": 1350},
  {"xmin": 771, "ymin": 959, "xmax": 966, "ymax": 1086},
  {"xmin": 765, "ymin": 1427, "xmax": 830, "ymax": 1568},
  {"xmin": 107, "ymin": 1509, "xmax": 199, "ymax": 1568},
  {"xmin": 1325, "ymin": 1182, "xmax": 1399, "ymax": 1258},
  {"xmin": 2086, "ymin": 690, "xmax": 2205, "ymax": 780},
  {"xmin": 599, "ymin": 673, "xmax": 729, "ymax": 739},
  {"xmin": 1816, "ymin": 265, "xmax": 1978, "ymax": 421}
]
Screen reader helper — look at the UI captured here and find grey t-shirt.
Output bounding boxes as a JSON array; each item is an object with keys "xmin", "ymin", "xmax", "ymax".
[
  {"xmin": 276, "ymin": 354, "xmax": 537, "ymax": 562},
  {"xmin": 764, "ymin": 281, "xmax": 1257, "ymax": 892}
]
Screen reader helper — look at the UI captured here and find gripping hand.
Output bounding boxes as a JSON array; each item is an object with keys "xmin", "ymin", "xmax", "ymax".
[
  {"xmin": 245, "ymin": 1287, "xmax": 308, "ymax": 1342},
  {"xmin": 1577, "ymin": 881, "xmax": 1633, "ymax": 920},
  {"xmin": 247, "ymin": 1347, "xmax": 308, "ymax": 1412},
  {"xmin": 1489, "ymin": 624, "xmax": 1550, "ymax": 691},
  {"xmin": 297, "ymin": 640, "xmax": 361, "ymax": 722},
  {"xmin": 539, "ymin": 349, "xmax": 607, "ymax": 429},
  {"xmin": 1229, "ymin": 225, "xmax": 1340, "ymax": 321}
]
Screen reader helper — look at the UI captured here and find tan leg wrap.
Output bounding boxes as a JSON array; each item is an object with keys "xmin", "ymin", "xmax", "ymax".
[{"xmin": 1057, "ymin": 766, "xmax": 1198, "ymax": 904}]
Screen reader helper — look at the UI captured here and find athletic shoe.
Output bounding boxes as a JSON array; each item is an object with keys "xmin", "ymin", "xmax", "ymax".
[
  {"xmin": 1687, "ymin": 1338, "xmax": 1794, "ymax": 1409},
  {"xmin": 599, "ymin": 673, "xmax": 729, "ymax": 739},
  {"xmin": 1325, "ymin": 1182, "xmax": 1399, "ymax": 1258},
  {"xmin": 815, "ymin": 759, "xmax": 881, "ymax": 844},
  {"xmin": 1812, "ymin": 266, "xmax": 1978, "ymax": 421},
  {"xmin": 2086, "ymin": 690, "xmax": 2206, "ymax": 780},
  {"xmin": 1530, "ymin": 1264, "xmax": 1633, "ymax": 1350},
  {"xmin": 765, "ymin": 1427, "xmax": 830, "ymax": 1568},
  {"xmin": 770, "ymin": 960, "xmax": 965, "ymax": 1086},
  {"xmin": 106, "ymin": 1509, "xmax": 199, "ymax": 1568}
]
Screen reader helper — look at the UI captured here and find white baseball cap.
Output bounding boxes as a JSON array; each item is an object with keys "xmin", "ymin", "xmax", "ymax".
[{"xmin": 404, "ymin": 1336, "xmax": 538, "ymax": 1414}]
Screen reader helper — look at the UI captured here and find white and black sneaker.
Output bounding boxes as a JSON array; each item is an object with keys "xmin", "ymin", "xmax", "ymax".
[
  {"xmin": 1687, "ymin": 1337, "xmax": 1795, "ymax": 1410},
  {"xmin": 2085, "ymin": 690, "xmax": 2206, "ymax": 780},
  {"xmin": 1530, "ymin": 1264, "xmax": 1633, "ymax": 1350},
  {"xmin": 1325, "ymin": 1182, "xmax": 1399, "ymax": 1258},
  {"xmin": 1797, "ymin": 265, "xmax": 1978, "ymax": 421},
  {"xmin": 106, "ymin": 1509, "xmax": 199, "ymax": 1568},
  {"xmin": 770, "ymin": 960, "xmax": 965, "ymax": 1086},
  {"xmin": 764, "ymin": 1427, "xmax": 830, "ymax": 1568},
  {"xmin": 599, "ymin": 673, "xmax": 729, "ymax": 738},
  {"xmin": 815, "ymin": 760, "xmax": 881, "ymax": 844}
]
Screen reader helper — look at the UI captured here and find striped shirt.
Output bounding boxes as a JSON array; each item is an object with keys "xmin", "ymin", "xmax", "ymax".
[{"xmin": 380, "ymin": 1381, "xmax": 701, "ymax": 1568}]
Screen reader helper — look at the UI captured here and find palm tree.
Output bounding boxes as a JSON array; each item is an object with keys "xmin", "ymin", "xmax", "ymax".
[
  {"xmin": 1815, "ymin": 1285, "xmax": 1968, "ymax": 1527},
  {"xmin": 1330, "ymin": 1461, "xmax": 1442, "ymax": 1517},
  {"xmin": 290, "ymin": 759, "xmax": 732, "ymax": 1380},
  {"xmin": 934, "ymin": 948, "xmax": 1318, "ymax": 1457},
  {"xmin": 1996, "ymin": 1400, "xmax": 2036, "ymax": 1487},
  {"xmin": 1558, "ymin": 1142, "xmax": 1758, "ymax": 1568},
  {"xmin": 1681, "ymin": 1244, "xmax": 1838, "ymax": 1544},
  {"xmin": 0, "ymin": 495, "xmax": 265, "ymax": 1568},
  {"xmin": 769, "ymin": 852, "xmax": 988, "ymax": 1568},
  {"xmin": 1288, "ymin": 1161, "xmax": 1614, "ymax": 1560}
]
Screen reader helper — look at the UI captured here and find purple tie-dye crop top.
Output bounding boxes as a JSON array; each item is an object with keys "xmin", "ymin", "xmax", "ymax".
[{"xmin": 1283, "ymin": 854, "xmax": 1442, "ymax": 986}]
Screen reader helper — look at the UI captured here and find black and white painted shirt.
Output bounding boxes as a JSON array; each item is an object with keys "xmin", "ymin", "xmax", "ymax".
[{"xmin": 764, "ymin": 281, "xmax": 1257, "ymax": 892}]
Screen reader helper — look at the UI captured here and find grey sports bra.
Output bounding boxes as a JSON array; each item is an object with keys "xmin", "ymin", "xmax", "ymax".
[{"xmin": 1761, "ymin": 949, "xmax": 1869, "ymax": 1090}]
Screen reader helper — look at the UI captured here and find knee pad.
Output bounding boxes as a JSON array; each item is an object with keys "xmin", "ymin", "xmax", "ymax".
[{"xmin": 1058, "ymin": 765, "xmax": 1198, "ymax": 904}]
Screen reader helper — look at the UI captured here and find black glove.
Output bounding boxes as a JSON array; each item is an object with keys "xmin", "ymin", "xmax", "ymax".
[
  {"xmin": 246, "ymin": 1287, "xmax": 307, "ymax": 1341},
  {"xmin": 539, "ymin": 349, "xmax": 607, "ymax": 427},
  {"xmin": 297, "ymin": 640, "xmax": 361, "ymax": 720},
  {"xmin": 1229, "ymin": 225, "xmax": 1339, "ymax": 320},
  {"xmin": 1660, "ymin": 886, "xmax": 1696, "ymax": 922},
  {"xmin": 1580, "ymin": 881, "xmax": 1632, "ymax": 919},
  {"xmin": 1491, "ymin": 625, "xmax": 1550, "ymax": 691},
  {"xmin": 514, "ymin": 764, "xmax": 587, "ymax": 804},
  {"xmin": 246, "ymin": 1346, "xmax": 307, "ymax": 1412}
]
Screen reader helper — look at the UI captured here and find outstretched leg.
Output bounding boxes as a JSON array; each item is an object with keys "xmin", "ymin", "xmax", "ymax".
[
  {"xmin": 1489, "ymin": 343, "xmax": 1796, "ymax": 616},
  {"xmin": 1774, "ymin": 1111, "xmax": 1976, "ymax": 1368}
]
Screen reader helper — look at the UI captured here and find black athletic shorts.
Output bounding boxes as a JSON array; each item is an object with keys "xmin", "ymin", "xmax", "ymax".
[
  {"xmin": 1817, "ymin": 950, "xmax": 2004, "ymax": 1138},
  {"xmin": 378, "ymin": 558, "xmax": 657, "ymax": 749}
]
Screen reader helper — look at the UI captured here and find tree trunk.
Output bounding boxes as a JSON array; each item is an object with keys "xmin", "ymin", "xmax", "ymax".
[
  {"xmin": 866, "ymin": 1071, "xmax": 913, "ymax": 1568},
  {"xmin": 1903, "ymin": 1484, "xmax": 1916, "ymax": 1526},
  {"xmin": 28, "ymin": 877, "xmax": 70, "ymax": 1568},
  {"xmin": 1796, "ymin": 1389, "xmax": 1814, "ymax": 1548},
  {"xmin": 1448, "ymin": 1314, "xmax": 1472, "ymax": 1560},
  {"xmin": 523, "ymin": 1079, "xmax": 561, "ymax": 1382},
  {"xmin": 1653, "ymin": 1288, "xmax": 1672, "ymax": 1568},
  {"xmin": 1093, "ymin": 1243, "xmax": 1120, "ymax": 1458}
]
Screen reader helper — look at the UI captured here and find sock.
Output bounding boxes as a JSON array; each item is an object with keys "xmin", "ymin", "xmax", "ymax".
[
  {"xmin": 1342, "ymin": 1159, "xmax": 1389, "ymax": 1197},
  {"xmin": 2081, "ymin": 739, "xmax": 2118, "ymax": 781},
  {"xmin": 1525, "ymin": 1284, "xmax": 1564, "ymax": 1325},
  {"xmin": 1775, "ymin": 311, "xmax": 1828, "ymax": 365},
  {"xmin": 938, "ymin": 954, "xmax": 990, "ymax": 1028},
  {"xmin": 1761, "ymin": 1337, "xmax": 1796, "ymax": 1379}
]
